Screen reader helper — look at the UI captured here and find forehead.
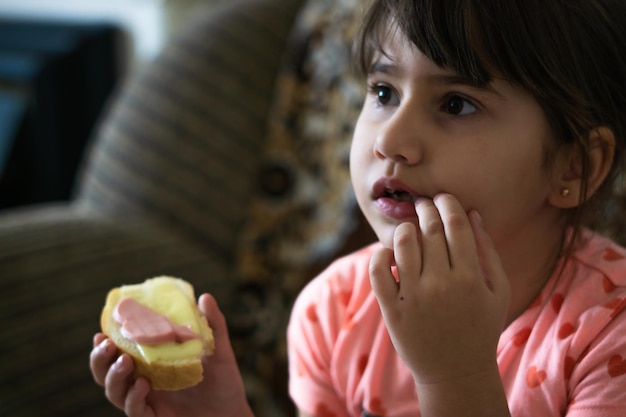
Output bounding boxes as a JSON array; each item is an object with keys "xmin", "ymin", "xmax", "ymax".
[
  {"xmin": 368, "ymin": 25, "xmax": 434, "ymax": 70},
  {"xmin": 368, "ymin": 29, "xmax": 491, "ymax": 89},
  {"xmin": 363, "ymin": 13, "xmax": 497, "ymax": 89}
]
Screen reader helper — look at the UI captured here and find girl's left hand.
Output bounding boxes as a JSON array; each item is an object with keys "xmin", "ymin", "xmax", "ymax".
[
  {"xmin": 369, "ymin": 193, "xmax": 510, "ymax": 385},
  {"xmin": 90, "ymin": 293, "xmax": 253, "ymax": 417}
]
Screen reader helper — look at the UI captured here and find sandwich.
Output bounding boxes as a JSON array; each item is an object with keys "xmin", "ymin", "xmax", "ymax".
[{"xmin": 101, "ymin": 276, "xmax": 214, "ymax": 390}]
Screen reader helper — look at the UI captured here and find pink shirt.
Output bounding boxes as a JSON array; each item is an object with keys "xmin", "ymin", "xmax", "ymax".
[{"xmin": 288, "ymin": 230, "xmax": 626, "ymax": 417}]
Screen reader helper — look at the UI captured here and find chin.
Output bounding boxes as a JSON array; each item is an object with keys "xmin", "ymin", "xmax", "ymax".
[
  {"xmin": 370, "ymin": 224, "xmax": 396, "ymax": 250},
  {"xmin": 359, "ymin": 202, "xmax": 403, "ymax": 249}
]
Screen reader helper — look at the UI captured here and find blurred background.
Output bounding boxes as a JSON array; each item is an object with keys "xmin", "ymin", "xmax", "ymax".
[
  {"xmin": 0, "ymin": 0, "xmax": 225, "ymax": 210},
  {"xmin": 0, "ymin": 1, "xmax": 374, "ymax": 415}
]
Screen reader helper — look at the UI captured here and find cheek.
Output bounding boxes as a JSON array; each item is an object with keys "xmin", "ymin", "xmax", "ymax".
[
  {"xmin": 468, "ymin": 173, "xmax": 552, "ymax": 243},
  {"xmin": 349, "ymin": 124, "xmax": 373, "ymax": 186},
  {"xmin": 349, "ymin": 146, "xmax": 367, "ymax": 218}
]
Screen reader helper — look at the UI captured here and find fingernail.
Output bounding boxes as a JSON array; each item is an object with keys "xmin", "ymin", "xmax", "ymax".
[
  {"xmin": 472, "ymin": 210, "xmax": 484, "ymax": 228},
  {"xmin": 98, "ymin": 339, "xmax": 110, "ymax": 354},
  {"xmin": 114, "ymin": 355, "xmax": 125, "ymax": 369}
]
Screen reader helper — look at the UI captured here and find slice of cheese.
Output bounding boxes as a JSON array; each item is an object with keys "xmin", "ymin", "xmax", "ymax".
[{"xmin": 118, "ymin": 277, "xmax": 203, "ymax": 363}]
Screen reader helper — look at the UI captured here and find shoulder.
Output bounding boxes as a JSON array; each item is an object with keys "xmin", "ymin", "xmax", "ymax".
[
  {"xmin": 503, "ymin": 230, "xmax": 626, "ymax": 373},
  {"xmin": 499, "ymin": 231, "xmax": 626, "ymax": 412},
  {"xmin": 292, "ymin": 242, "xmax": 383, "ymax": 312},
  {"xmin": 564, "ymin": 235, "xmax": 626, "ymax": 411},
  {"xmin": 552, "ymin": 230, "xmax": 626, "ymax": 385},
  {"xmin": 288, "ymin": 242, "xmax": 383, "ymax": 345},
  {"xmin": 287, "ymin": 242, "xmax": 383, "ymax": 370},
  {"xmin": 572, "ymin": 229, "xmax": 626, "ymax": 287},
  {"xmin": 552, "ymin": 230, "xmax": 626, "ymax": 336}
]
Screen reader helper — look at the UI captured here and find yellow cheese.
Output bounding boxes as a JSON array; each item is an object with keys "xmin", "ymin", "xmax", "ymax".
[{"xmin": 119, "ymin": 277, "xmax": 203, "ymax": 363}]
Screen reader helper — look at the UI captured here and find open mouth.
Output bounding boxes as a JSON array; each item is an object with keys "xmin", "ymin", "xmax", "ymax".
[
  {"xmin": 372, "ymin": 179, "xmax": 421, "ymax": 219},
  {"xmin": 384, "ymin": 187, "xmax": 416, "ymax": 203}
]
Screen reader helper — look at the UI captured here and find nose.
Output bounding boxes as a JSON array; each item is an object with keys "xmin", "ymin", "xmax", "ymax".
[{"xmin": 373, "ymin": 106, "xmax": 423, "ymax": 165}]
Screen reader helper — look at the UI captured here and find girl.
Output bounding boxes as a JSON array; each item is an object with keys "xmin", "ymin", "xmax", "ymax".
[{"xmin": 90, "ymin": 0, "xmax": 626, "ymax": 416}]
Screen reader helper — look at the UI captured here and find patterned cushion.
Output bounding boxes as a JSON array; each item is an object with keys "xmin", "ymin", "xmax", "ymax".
[
  {"xmin": 233, "ymin": 0, "xmax": 376, "ymax": 415},
  {"xmin": 238, "ymin": 0, "xmax": 370, "ymax": 294}
]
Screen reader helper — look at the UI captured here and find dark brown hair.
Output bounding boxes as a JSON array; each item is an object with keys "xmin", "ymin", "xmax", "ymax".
[{"xmin": 354, "ymin": 0, "xmax": 626, "ymax": 250}]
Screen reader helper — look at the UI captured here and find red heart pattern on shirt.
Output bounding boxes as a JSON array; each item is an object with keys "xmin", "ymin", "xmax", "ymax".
[
  {"xmin": 368, "ymin": 397, "xmax": 386, "ymax": 416},
  {"xmin": 603, "ymin": 275, "xmax": 617, "ymax": 293},
  {"xmin": 603, "ymin": 247, "xmax": 624, "ymax": 261},
  {"xmin": 564, "ymin": 356, "xmax": 576, "ymax": 380},
  {"xmin": 513, "ymin": 327, "xmax": 532, "ymax": 346},
  {"xmin": 306, "ymin": 303, "xmax": 319, "ymax": 322},
  {"xmin": 551, "ymin": 293, "xmax": 565, "ymax": 314},
  {"xmin": 526, "ymin": 366, "xmax": 547, "ymax": 388},
  {"xmin": 357, "ymin": 354, "xmax": 369, "ymax": 376},
  {"xmin": 315, "ymin": 402, "xmax": 337, "ymax": 417},
  {"xmin": 608, "ymin": 355, "xmax": 626, "ymax": 378},
  {"xmin": 558, "ymin": 322, "xmax": 576, "ymax": 339}
]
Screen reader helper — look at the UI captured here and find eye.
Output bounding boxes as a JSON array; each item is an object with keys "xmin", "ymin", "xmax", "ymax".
[
  {"xmin": 369, "ymin": 84, "xmax": 400, "ymax": 106},
  {"xmin": 443, "ymin": 94, "xmax": 477, "ymax": 116}
]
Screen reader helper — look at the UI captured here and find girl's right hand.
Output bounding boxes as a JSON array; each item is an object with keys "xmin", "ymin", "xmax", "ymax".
[{"xmin": 90, "ymin": 293, "xmax": 254, "ymax": 417}]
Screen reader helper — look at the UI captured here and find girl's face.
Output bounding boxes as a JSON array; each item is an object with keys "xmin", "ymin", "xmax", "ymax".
[{"xmin": 350, "ymin": 33, "xmax": 566, "ymax": 255}]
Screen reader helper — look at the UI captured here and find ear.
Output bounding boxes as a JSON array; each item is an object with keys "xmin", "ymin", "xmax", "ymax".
[{"xmin": 548, "ymin": 126, "xmax": 616, "ymax": 209}]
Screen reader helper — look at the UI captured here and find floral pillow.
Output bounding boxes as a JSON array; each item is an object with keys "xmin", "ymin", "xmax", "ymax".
[{"xmin": 232, "ymin": 0, "xmax": 374, "ymax": 415}]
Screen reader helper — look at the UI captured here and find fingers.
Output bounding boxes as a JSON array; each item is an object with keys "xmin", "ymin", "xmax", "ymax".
[
  {"xmin": 90, "ymin": 334, "xmax": 118, "ymax": 387},
  {"xmin": 414, "ymin": 197, "xmax": 450, "ymax": 271},
  {"xmin": 412, "ymin": 194, "xmax": 499, "ymax": 293},
  {"xmin": 198, "ymin": 293, "xmax": 237, "ymax": 363},
  {"xmin": 199, "ymin": 292, "xmax": 229, "ymax": 345},
  {"xmin": 90, "ymin": 334, "xmax": 142, "ymax": 412},
  {"xmin": 432, "ymin": 194, "xmax": 479, "ymax": 271},
  {"xmin": 93, "ymin": 333, "xmax": 107, "ymax": 348},
  {"xmin": 105, "ymin": 354, "xmax": 136, "ymax": 410},
  {"xmin": 369, "ymin": 247, "xmax": 398, "ymax": 304},
  {"xmin": 199, "ymin": 293, "xmax": 224, "ymax": 332},
  {"xmin": 125, "ymin": 377, "xmax": 151, "ymax": 417},
  {"xmin": 469, "ymin": 210, "xmax": 510, "ymax": 297},
  {"xmin": 393, "ymin": 222, "xmax": 421, "ymax": 285}
]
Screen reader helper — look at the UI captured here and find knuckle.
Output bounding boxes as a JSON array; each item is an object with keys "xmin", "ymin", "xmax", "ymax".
[
  {"xmin": 445, "ymin": 211, "xmax": 467, "ymax": 231},
  {"xmin": 394, "ymin": 227, "xmax": 415, "ymax": 246},
  {"xmin": 369, "ymin": 261, "xmax": 386, "ymax": 277},
  {"xmin": 422, "ymin": 218, "xmax": 444, "ymax": 236}
]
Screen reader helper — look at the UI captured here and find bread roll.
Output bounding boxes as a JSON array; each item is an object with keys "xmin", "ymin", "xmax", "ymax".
[{"xmin": 101, "ymin": 276, "xmax": 214, "ymax": 390}]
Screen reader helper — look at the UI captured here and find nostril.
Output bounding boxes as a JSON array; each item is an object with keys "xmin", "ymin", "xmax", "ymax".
[
  {"xmin": 374, "ymin": 149, "xmax": 386, "ymax": 160},
  {"xmin": 373, "ymin": 140, "xmax": 418, "ymax": 164}
]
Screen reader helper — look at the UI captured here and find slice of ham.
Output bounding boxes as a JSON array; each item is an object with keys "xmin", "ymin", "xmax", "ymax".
[{"xmin": 113, "ymin": 297, "xmax": 201, "ymax": 345}]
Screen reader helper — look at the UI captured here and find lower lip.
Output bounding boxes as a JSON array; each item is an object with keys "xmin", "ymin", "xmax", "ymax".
[{"xmin": 375, "ymin": 197, "xmax": 417, "ymax": 220}]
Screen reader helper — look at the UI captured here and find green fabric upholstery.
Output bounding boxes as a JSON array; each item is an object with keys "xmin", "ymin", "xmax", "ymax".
[{"xmin": 0, "ymin": 207, "xmax": 232, "ymax": 417}]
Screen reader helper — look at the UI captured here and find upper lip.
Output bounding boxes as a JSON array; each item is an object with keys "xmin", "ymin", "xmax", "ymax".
[{"xmin": 372, "ymin": 177, "xmax": 421, "ymax": 201}]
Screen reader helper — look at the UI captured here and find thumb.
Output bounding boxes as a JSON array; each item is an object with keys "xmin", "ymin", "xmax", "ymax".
[
  {"xmin": 198, "ymin": 293, "xmax": 237, "ymax": 363},
  {"xmin": 469, "ymin": 211, "xmax": 511, "ymax": 301}
]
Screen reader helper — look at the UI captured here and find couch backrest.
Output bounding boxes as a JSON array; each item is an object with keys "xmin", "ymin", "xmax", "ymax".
[{"xmin": 76, "ymin": 0, "xmax": 304, "ymax": 261}]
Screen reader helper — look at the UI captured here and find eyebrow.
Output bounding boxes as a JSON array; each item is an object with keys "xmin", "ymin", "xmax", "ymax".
[
  {"xmin": 368, "ymin": 62, "xmax": 402, "ymax": 78},
  {"xmin": 368, "ymin": 60, "xmax": 501, "ymax": 95}
]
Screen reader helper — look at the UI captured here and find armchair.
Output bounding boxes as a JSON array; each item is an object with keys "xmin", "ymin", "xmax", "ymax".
[{"xmin": 0, "ymin": 0, "xmax": 378, "ymax": 416}]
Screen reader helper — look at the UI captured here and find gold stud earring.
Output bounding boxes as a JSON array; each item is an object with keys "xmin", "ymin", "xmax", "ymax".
[{"xmin": 560, "ymin": 188, "xmax": 570, "ymax": 197}]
